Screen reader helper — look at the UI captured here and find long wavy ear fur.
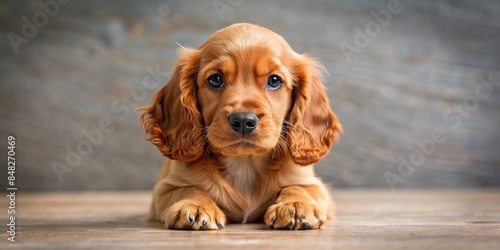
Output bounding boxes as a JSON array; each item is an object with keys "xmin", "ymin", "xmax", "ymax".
[
  {"xmin": 138, "ymin": 48, "xmax": 205, "ymax": 162},
  {"xmin": 287, "ymin": 55, "xmax": 342, "ymax": 166}
]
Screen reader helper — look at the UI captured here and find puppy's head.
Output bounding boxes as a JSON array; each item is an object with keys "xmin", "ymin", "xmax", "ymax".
[{"xmin": 140, "ymin": 23, "xmax": 342, "ymax": 165}]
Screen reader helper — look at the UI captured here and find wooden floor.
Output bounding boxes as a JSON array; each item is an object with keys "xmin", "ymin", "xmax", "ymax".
[{"xmin": 1, "ymin": 189, "xmax": 499, "ymax": 249}]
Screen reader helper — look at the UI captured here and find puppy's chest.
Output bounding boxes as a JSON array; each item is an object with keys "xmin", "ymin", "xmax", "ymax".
[
  {"xmin": 223, "ymin": 157, "xmax": 262, "ymax": 197},
  {"xmin": 221, "ymin": 157, "xmax": 276, "ymax": 222}
]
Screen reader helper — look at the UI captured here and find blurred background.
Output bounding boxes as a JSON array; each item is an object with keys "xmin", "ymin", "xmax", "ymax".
[{"xmin": 0, "ymin": 0, "xmax": 499, "ymax": 191}]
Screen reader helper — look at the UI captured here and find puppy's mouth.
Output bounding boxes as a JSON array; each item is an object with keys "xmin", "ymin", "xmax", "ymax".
[
  {"xmin": 227, "ymin": 139, "xmax": 262, "ymax": 149},
  {"xmin": 211, "ymin": 135, "xmax": 269, "ymax": 156}
]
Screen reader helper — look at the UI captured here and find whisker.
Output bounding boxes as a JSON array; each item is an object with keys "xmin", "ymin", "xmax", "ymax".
[{"xmin": 283, "ymin": 120, "xmax": 313, "ymax": 137}]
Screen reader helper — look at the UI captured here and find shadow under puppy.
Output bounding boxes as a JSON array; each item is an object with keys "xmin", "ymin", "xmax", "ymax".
[{"xmin": 139, "ymin": 23, "xmax": 342, "ymax": 230}]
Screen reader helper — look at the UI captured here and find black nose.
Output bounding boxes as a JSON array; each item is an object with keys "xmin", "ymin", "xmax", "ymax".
[{"xmin": 228, "ymin": 112, "xmax": 258, "ymax": 134}]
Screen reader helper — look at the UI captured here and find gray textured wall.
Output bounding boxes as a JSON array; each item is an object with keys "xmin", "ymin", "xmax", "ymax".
[{"xmin": 0, "ymin": 0, "xmax": 499, "ymax": 191}]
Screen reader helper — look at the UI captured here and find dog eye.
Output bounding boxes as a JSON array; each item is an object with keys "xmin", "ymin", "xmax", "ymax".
[
  {"xmin": 266, "ymin": 75, "xmax": 283, "ymax": 90},
  {"xmin": 207, "ymin": 74, "xmax": 224, "ymax": 89}
]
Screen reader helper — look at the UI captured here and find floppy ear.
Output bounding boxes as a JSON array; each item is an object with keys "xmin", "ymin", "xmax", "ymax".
[
  {"xmin": 139, "ymin": 48, "xmax": 205, "ymax": 162},
  {"xmin": 287, "ymin": 55, "xmax": 343, "ymax": 166}
]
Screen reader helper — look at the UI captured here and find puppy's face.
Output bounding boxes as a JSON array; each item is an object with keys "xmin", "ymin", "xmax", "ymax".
[
  {"xmin": 196, "ymin": 27, "xmax": 295, "ymax": 156},
  {"xmin": 140, "ymin": 23, "xmax": 341, "ymax": 165}
]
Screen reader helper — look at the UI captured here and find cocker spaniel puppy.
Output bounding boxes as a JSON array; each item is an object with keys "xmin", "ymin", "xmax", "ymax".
[{"xmin": 139, "ymin": 23, "xmax": 342, "ymax": 230}]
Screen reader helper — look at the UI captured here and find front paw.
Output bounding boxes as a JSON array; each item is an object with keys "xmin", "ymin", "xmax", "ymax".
[
  {"xmin": 164, "ymin": 200, "xmax": 226, "ymax": 230},
  {"xmin": 264, "ymin": 201, "xmax": 326, "ymax": 230}
]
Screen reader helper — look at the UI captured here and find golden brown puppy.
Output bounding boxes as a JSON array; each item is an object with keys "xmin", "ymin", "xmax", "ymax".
[{"xmin": 139, "ymin": 23, "xmax": 342, "ymax": 230}]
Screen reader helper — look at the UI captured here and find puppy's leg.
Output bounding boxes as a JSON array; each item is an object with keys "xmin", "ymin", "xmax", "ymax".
[
  {"xmin": 152, "ymin": 184, "xmax": 226, "ymax": 230},
  {"xmin": 264, "ymin": 185, "xmax": 329, "ymax": 230}
]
